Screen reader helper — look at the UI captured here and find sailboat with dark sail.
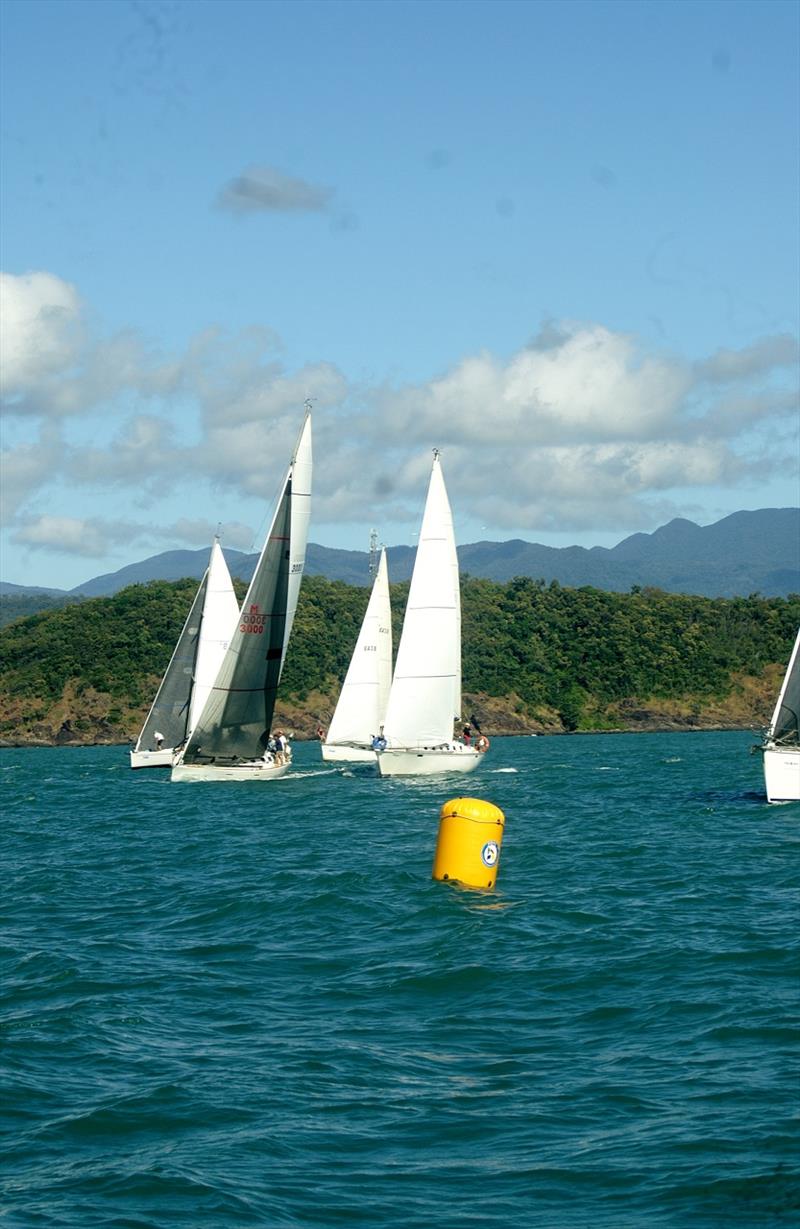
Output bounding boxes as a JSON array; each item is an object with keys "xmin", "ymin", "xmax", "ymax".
[
  {"xmin": 130, "ymin": 538, "xmax": 239, "ymax": 768},
  {"xmin": 171, "ymin": 412, "xmax": 312, "ymax": 782}
]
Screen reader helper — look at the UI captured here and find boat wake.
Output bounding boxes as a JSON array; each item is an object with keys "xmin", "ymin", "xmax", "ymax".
[{"xmin": 288, "ymin": 768, "xmax": 339, "ymax": 779}]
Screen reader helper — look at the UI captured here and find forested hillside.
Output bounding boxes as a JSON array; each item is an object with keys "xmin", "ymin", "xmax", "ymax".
[{"xmin": 0, "ymin": 575, "xmax": 797, "ymax": 745}]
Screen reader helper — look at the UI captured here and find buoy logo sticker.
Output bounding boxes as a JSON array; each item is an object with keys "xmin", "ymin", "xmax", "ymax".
[{"xmin": 481, "ymin": 841, "xmax": 499, "ymax": 868}]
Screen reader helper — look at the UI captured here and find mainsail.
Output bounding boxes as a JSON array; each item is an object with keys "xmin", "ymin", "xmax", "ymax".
[
  {"xmin": 180, "ymin": 415, "xmax": 312, "ymax": 765},
  {"xmin": 381, "ymin": 452, "xmax": 461, "ymax": 748}
]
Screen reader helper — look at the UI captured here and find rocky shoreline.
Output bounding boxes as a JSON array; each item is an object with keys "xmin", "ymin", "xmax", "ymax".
[{"xmin": 0, "ymin": 680, "xmax": 770, "ymax": 748}]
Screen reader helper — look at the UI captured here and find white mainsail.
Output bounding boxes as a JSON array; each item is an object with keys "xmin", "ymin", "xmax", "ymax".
[
  {"xmin": 761, "ymin": 627, "xmax": 800, "ymax": 803},
  {"xmin": 322, "ymin": 547, "xmax": 392, "ymax": 762},
  {"xmin": 172, "ymin": 413, "xmax": 312, "ymax": 781},
  {"xmin": 130, "ymin": 540, "xmax": 238, "ymax": 769},
  {"xmin": 376, "ymin": 450, "xmax": 481, "ymax": 776}
]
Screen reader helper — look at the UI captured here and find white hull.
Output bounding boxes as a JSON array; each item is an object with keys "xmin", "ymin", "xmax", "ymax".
[
  {"xmin": 376, "ymin": 743, "xmax": 481, "ymax": 777},
  {"xmin": 171, "ymin": 760, "xmax": 289, "ymax": 783},
  {"xmin": 130, "ymin": 748, "xmax": 174, "ymax": 769},
  {"xmin": 762, "ymin": 745, "xmax": 800, "ymax": 803},
  {"xmin": 321, "ymin": 744, "xmax": 377, "ymax": 764}
]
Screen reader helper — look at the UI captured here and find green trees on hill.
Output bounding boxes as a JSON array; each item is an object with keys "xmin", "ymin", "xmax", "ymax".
[
  {"xmin": 0, "ymin": 573, "xmax": 797, "ymax": 735},
  {"xmin": 459, "ymin": 577, "xmax": 798, "ymax": 728}
]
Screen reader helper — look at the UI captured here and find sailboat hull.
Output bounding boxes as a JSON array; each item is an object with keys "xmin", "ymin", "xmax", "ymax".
[
  {"xmin": 376, "ymin": 744, "xmax": 481, "ymax": 777},
  {"xmin": 762, "ymin": 745, "xmax": 800, "ymax": 803},
  {"xmin": 130, "ymin": 748, "xmax": 175, "ymax": 769},
  {"xmin": 321, "ymin": 744, "xmax": 377, "ymax": 764},
  {"xmin": 171, "ymin": 760, "xmax": 289, "ymax": 783}
]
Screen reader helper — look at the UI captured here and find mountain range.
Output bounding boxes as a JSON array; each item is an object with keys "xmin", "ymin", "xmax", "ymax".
[{"xmin": 2, "ymin": 508, "xmax": 798, "ymax": 600}]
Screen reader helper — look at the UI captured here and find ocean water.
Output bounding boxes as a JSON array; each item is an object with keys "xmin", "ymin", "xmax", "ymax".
[{"xmin": 2, "ymin": 731, "xmax": 798, "ymax": 1229}]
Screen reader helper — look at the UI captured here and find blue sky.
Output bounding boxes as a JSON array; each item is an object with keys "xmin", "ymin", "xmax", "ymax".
[{"xmin": 1, "ymin": 0, "xmax": 798, "ymax": 590}]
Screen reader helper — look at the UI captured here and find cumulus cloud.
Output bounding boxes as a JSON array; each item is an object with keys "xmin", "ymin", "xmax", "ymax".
[
  {"xmin": 1, "ymin": 272, "xmax": 179, "ymax": 418},
  {"xmin": 0, "ymin": 423, "xmax": 65, "ymax": 521},
  {"xmin": 364, "ymin": 324, "xmax": 693, "ymax": 449},
  {"xmin": 1, "ymin": 271, "xmax": 796, "ymax": 558},
  {"xmin": 9, "ymin": 513, "xmax": 259, "ymax": 561},
  {"xmin": 0, "ymin": 272, "xmax": 83, "ymax": 398},
  {"xmin": 67, "ymin": 415, "xmax": 177, "ymax": 486},
  {"xmin": 11, "ymin": 515, "xmax": 150, "ymax": 557},
  {"xmin": 217, "ymin": 165, "xmax": 333, "ymax": 214}
]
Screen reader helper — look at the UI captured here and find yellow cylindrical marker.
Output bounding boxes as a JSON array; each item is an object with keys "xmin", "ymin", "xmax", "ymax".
[{"xmin": 432, "ymin": 797, "xmax": 506, "ymax": 889}]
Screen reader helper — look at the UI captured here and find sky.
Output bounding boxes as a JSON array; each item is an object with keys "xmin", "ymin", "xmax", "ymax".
[{"xmin": 1, "ymin": 0, "xmax": 798, "ymax": 591}]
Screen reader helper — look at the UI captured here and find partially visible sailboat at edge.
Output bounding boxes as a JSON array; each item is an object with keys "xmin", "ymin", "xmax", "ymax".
[
  {"xmin": 130, "ymin": 538, "xmax": 239, "ymax": 769},
  {"xmin": 376, "ymin": 449, "xmax": 484, "ymax": 777},
  {"xmin": 321, "ymin": 546, "xmax": 392, "ymax": 764},
  {"xmin": 759, "ymin": 627, "xmax": 800, "ymax": 803},
  {"xmin": 171, "ymin": 412, "xmax": 312, "ymax": 782}
]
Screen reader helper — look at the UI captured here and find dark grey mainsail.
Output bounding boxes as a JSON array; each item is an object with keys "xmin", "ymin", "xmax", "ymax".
[
  {"xmin": 180, "ymin": 483, "xmax": 292, "ymax": 764},
  {"xmin": 134, "ymin": 572, "xmax": 208, "ymax": 753},
  {"xmin": 767, "ymin": 629, "xmax": 800, "ymax": 745}
]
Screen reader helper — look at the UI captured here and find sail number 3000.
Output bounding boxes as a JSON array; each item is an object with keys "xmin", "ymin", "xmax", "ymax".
[{"xmin": 241, "ymin": 610, "xmax": 266, "ymax": 634}]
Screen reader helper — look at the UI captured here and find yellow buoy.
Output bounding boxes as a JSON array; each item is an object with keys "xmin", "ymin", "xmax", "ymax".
[{"xmin": 432, "ymin": 797, "xmax": 506, "ymax": 889}]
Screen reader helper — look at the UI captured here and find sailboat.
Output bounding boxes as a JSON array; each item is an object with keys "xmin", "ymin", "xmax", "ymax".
[
  {"xmin": 375, "ymin": 450, "xmax": 483, "ymax": 777},
  {"xmin": 760, "ymin": 627, "xmax": 800, "ymax": 803},
  {"xmin": 171, "ymin": 412, "xmax": 312, "ymax": 782},
  {"xmin": 130, "ymin": 539, "xmax": 239, "ymax": 768},
  {"xmin": 321, "ymin": 546, "xmax": 393, "ymax": 764}
]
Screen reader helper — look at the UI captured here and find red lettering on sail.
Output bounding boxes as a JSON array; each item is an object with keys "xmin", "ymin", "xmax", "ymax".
[{"xmin": 240, "ymin": 603, "xmax": 267, "ymax": 633}]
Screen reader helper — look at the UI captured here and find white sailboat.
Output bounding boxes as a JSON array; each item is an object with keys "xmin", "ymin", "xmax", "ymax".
[
  {"xmin": 760, "ymin": 627, "xmax": 800, "ymax": 803},
  {"xmin": 321, "ymin": 547, "xmax": 393, "ymax": 764},
  {"xmin": 130, "ymin": 539, "xmax": 239, "ymax": 768},
  {"xmin": 171, "ymin": 412, "xmax": 312, "ymax": 783},
  {"xmin": 376, "ymin": 450, "xmax": 483, "ymax": 777}
]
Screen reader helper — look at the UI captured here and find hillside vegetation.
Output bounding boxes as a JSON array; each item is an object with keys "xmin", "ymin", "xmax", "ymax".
[{"xmin": 0, "ymin": 575, "xmax": 797, "ymax": 745}]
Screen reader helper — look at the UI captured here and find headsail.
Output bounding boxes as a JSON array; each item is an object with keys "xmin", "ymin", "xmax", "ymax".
[
  {"xmin": 135, "ymin": 573, "xmax": 209, "ymax": 754},
  {"xmin": 187, "ymin": 540, "xmax": 240, "ymax": 735},
  {"xmin": 767, "ymin": 628, "xmax": 800, "ymax": 746},
  {"xmin": 324, "ymin": 547, "xmax": 393, "ymax": 748}
]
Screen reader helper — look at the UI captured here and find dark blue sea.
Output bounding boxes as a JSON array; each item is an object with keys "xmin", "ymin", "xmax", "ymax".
[{"xmin": 2, "ymin": 732, "xmax": 798, "ymax": 1228}]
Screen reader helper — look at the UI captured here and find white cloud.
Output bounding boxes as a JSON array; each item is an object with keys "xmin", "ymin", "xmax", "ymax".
[
  {"xmin": 363, "ymin": 324, "xmax": 693, "ymax": 449},
  {"xmin": 1, "ymin": 273, "xmax": 180, "ymax": 418},
  {"xmin": 11, "ymin": 515, "xmax": 148, "ymax": 557},
  {"xmin": 0, "ymin": 423, "xmax": 64, "ymax": 520},
  {"xmin": 0, "ymin": 272, "xmax": 83, "ymax": 397},
  {"xmin": 1, "ymin": 272, "xmax": 796, "ymax": 560}
]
